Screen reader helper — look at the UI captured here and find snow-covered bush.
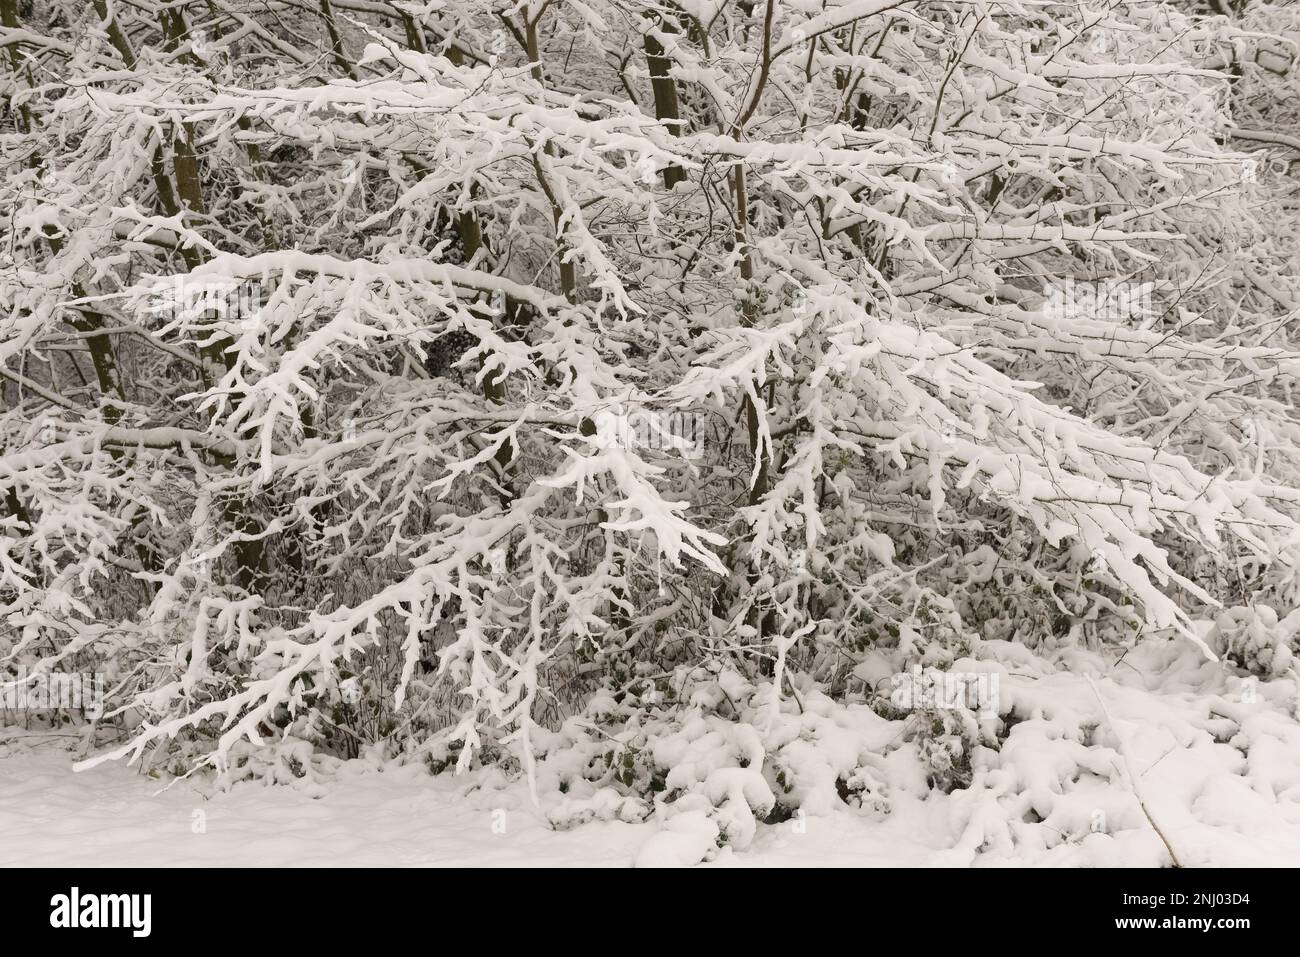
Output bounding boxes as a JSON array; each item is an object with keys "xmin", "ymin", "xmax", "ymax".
[
  {"xmin": 1207, "ymin": 606, "xmax": 1300, "ymax": 677},
  {"xmin": 2, "ymin": 0, "xmax": 1299, "ymax": 850}
]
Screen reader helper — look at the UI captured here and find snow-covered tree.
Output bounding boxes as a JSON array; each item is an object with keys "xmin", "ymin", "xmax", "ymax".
[{"xmin": 2, "ymin": 0, "xmax": 1298, "ymax": 843}]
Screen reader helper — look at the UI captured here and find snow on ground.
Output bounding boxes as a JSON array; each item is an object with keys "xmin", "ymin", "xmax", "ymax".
[
  {"xmin": 0, "ymin": 732, "xmax": 946, "ymax": 867},
  {"xmin": 0, "ymin": 736, "xmax": 651, "ymax": 867},
  {"xmin": 3, "ymin": 637, "xmax": 1300, "ymax": 867}
]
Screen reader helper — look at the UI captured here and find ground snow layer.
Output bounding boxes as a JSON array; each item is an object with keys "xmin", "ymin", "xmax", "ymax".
[{"xmin": 3, "ymin": 638, "xmax": 1300, "ymax": 867}]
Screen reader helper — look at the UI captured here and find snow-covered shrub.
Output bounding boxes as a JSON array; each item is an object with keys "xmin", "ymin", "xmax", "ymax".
[
  {"xmin": 222, "ymin": 735, "xmax": 334, "ymax": 799},
  {"xmin": 1, "ymin": 0, "xmax": 1299, "ymax": 847},
  {"xmin": 1207, "ymin": 606, "xmax": 1300, "ymax": 678},
  {"xmin": 434, "ymin": 652, "xmax": 1001, "ymax": 863}
]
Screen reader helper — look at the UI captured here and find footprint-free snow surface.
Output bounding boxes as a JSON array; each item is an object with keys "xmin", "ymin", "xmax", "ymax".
[{"xmin": 3, "ymin": 638, "xmax": 1299, "ymax": 867}]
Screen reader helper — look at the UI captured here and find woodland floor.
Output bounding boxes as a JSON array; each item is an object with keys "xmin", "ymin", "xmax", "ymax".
[{"xmin": 3, "ymin": 633, "xmax": 1300, "ymax": 868}]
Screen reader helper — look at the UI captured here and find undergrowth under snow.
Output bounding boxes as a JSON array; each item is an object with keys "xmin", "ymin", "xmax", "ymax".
[{"xmin": 5, "ymin": 633, "xmax": 1298, "ymax": 868}]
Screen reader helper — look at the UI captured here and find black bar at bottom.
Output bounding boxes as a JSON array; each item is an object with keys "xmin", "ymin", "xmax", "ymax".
[{"xmin": 3, "ymin": 866, "xmax": 1280, "ymax": 944}]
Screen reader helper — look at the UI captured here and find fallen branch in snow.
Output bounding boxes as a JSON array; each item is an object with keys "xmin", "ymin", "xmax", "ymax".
[{"xmin": 1085, "ymin": 676, "xmax": 1183, "ymax": 868}]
